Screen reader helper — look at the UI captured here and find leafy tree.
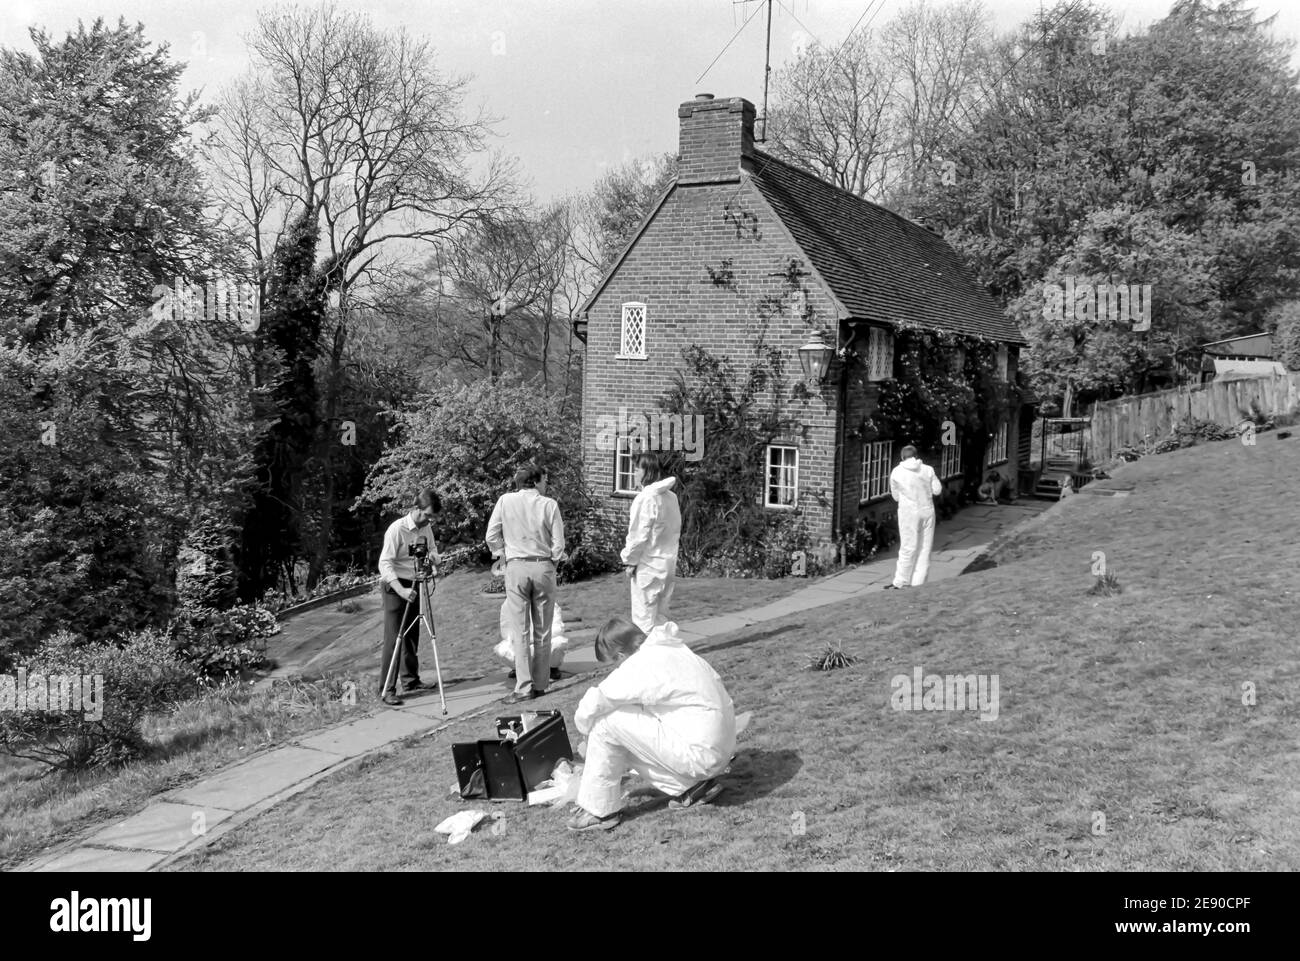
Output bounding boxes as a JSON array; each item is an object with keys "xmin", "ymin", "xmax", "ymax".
[
  {"xmin": 0, "ymin": 19, "xmax": 252, "ymax": 663},
  {"xmin": 1270, "ymin": 301, "xmax": 1300, "ymax": 371}
]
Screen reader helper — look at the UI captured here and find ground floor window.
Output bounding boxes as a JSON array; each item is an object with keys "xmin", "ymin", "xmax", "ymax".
[
  {"xmin": 765, "ymin": 445, "xmax": 798, "ymax": 508},
  {"xmin": 860, "ymin": 439, "xmax": 893, "ymax": 502},
  {"xmin": 939, "ymin": 433, "xmax": 962, "ymax": 479},
  {"xmin": 986, "ymin": 420, "xmax": 1008, "ymax": 466},
  {"xmin": 614, "ymin": 435, "xmax": 644, "ymax": 493}
]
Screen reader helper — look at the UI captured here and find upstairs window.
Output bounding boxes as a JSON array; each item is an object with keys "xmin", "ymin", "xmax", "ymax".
[
  {"xmin": 867, "ymin": 326, "xmax": 894, "ymax": 382},
  {"xmin": 619, "ymin": 303, "xmax": 647, "ymax": 359}
]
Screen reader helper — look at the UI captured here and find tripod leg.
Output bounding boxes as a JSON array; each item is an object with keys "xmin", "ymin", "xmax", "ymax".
[{"xmin": 422, "ymin": 584, "xmax": 448, "ymax": 715}]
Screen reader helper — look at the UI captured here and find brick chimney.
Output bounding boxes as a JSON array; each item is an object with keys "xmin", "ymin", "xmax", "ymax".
[{"xmin": 677, "ymin": 94, "xmax": 756, "ymax": 186}]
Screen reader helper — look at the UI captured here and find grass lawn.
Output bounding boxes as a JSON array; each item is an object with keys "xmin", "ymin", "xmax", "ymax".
[
  {"xmin": 270, "ymin": 566, "xmax": 813, "ymax": 683},
  {"xmin": 0, "ymin": 571, "xmax": 804, "ymax": 869},
  {"xmin": 172, "ymin": 434, "xmax": 1300, "ymax": 871}
]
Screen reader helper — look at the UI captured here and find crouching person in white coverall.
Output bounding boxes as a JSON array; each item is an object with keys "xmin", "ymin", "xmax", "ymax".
[
  {"xmin": 621, "ymin": 452, "xmax": 682, "ymax": 633},
  {"xmin": 888, "ymin": 444, "xmax": 943, "ymax": 589},
  {"xmin": 566, "ymin": 618, "xmax": 736, "ymax": 832}
]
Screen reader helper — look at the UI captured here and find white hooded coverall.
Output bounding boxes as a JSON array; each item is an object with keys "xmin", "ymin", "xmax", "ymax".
[
  {"xmin": 574, "ymin": 622, "xmax": 736, "ymax": 818},
  {"xmin": 890, "ymin": 456, "xmax": 943, "ymax": 587},
  {"xmin": 621, "ymin": 476, "xmax": 682, "ymax": 633}
]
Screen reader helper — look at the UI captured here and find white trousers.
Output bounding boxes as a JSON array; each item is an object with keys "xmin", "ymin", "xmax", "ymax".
[
  {"xmin": 893, "ymin": 509, "xmax": 936, "ymax": 587},
  {"xmin": 629, "ymin": 564, "xmax": 676, "ymax": 634},
  {"xmin": 577, "ymin": 708, "xmax": 715, "ymax": 818}
]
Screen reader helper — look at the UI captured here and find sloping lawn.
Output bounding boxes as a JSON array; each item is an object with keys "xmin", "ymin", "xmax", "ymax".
[
  {"xmin": 173, "ymin": 434, "xmax": 1300, "ymax": 871},
  {"xmin": 0, "ymin": 572, "xmax": 805, "ymax": 869},
  {"xmin": 269, "ymin": 566, "xmax": 813, "ymax": 682}
]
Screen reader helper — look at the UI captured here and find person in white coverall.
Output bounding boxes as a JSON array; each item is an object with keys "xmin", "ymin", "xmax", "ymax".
[
  {"xmin": 888, "ymin": 444, "xmax": 943, "ymax": 589},
  {"xmin": 566, "ymin": 617, "xmax": 736, "ymax": 832},
  {"xmin": 620, "ymin": 452, "xmax": 682, "ymax": 633}
]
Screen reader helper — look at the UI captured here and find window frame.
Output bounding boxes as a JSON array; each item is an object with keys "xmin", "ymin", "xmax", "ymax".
[
  {"xmin": 859, "ymin": 439, "xmax": 894, "ymax": 503},
  {"xmin": 866, "ymin": 326, "xmax": 895, "ymax": 382},
  {"xmin": 613, "ymin": 434, "xmax": 644, "ymax": 494},
  {"xmin": 617, "ymin": 302, "xmax": 648, "ymax": 360},
  {"xmin": 764, "ymin": 444, "xmax": 799, "ymax": 510},
  {"xmin": 939, "ymin": 433, "xmax": 962, "ymax": 479},
  {"xmin": 986, "ymin": 420, "xmax": 1009, "ymax": 466}
]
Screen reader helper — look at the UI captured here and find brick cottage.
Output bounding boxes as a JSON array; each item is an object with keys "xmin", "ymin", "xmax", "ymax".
[{"xmin": 575, "ymin": 94, "xmax": 1030, "ymax": 551}]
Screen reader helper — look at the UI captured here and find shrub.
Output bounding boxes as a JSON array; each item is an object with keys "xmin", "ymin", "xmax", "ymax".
[
  {"xmin": 0, "ymin": 628, "xmax": 193, "ymax": 771},
  {"xmin": 170, "ymin": 605, "xmax": 279, "ymax": 680}
]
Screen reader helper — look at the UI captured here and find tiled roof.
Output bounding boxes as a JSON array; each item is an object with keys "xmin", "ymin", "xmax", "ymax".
[{"xmin": 747, "ymin": 151, "xmax": 1026, "ymax": 345}]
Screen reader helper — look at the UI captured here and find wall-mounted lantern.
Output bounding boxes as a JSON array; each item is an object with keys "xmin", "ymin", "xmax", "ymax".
[{"xmin": 798, "ymin": 329, "xmax": 834, "ymax": 384}]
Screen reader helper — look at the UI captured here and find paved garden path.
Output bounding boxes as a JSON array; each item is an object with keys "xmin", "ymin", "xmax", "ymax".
[{"xmin": 18, "ymin": 499, "xmax": 1051, "ymax": 872}]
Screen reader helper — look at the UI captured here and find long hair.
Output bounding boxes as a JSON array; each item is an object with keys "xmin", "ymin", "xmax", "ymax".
[
  {"xmin": 594, "ymin": 616, "xmax": 646, "ymax": 663},
  {"xmin": 635, "ymin": 451, "xmax": 671, "ymax": 485}
]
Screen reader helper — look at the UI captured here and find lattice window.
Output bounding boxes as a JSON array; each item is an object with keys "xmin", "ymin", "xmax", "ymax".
[
  {"xmin": 939, "ymin": 433, "xmax": 962, "ymax": 478},
  {"xmin": 949, "ymin": 346, "xmax": 965, "ymax": 376},
  {"xmin": 867, "ymin": 326, "xmax": 894, "ymax": 381},
  {"xmin": 765, "ymin": 445, "xmax": 798, "ymax": 508},
  {"xmin": 619, "ymin": 303, "xmax": 647, "ymax": 359},
  {"xmin": 860, "ymin": 439, "xmax": 893, "ymax": 501}
]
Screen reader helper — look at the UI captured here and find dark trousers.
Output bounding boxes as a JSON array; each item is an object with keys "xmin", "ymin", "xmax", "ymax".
[{"xmin": 380, "ymin": 579, "xmax": 422, "ymax": 695}]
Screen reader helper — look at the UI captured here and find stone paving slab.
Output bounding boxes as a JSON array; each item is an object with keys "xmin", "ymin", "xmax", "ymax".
[
  {"xmin": 29, "ymin": 846, "xmax": 169, "ymax": 872},
  {"xmin": 297, "ymin": 709, "xmax": 435, "ymax": 757},
  {"xmin": 85, "ymin": 801, "xmax": 237, "ymax": 853},
  {"xmin": 168, "ymin": 745, "xmax": 344, "ymax": 812},
  {"xmin": 401, "ymin": 686, "xmax": 507, "ymax": 719},
  {"xmin": 681, "ymin": 613, "xmax": 754, "ymax": 637}
]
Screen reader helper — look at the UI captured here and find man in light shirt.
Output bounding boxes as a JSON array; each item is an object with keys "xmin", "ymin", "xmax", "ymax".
[
  {"xmin": 377, "ymin": 487, "xmax": 442, "ymax": 706},
  {"xmin": 486, "ymin": 464, "xmax": 566, "ymax": 703}
]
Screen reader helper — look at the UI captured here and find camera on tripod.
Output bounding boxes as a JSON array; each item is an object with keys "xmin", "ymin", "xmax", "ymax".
[{"xmin": 407, "ymin": 536, "xmax": 436, "ymax": 582}]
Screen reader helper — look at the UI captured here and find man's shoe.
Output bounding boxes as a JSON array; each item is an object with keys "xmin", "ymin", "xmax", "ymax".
[
  {"xmin": 503, "ymin": 691, "xmax": 535, "ymax": 704},
  {"xmin": 508, "ymin": 669, "xmax": 517, "ymax": 679},
  {"xmin": 381, "ymin": 692, "xmax": 404, "ymax": 707},
  {"xmin": 550, "ymin": 668, "xmax": 568, "ymax": 681},
  {"xmin": 400, "ymin": 680, "xmax": 436, "ymax": 696},
  {"xmin": 669, "ymin": 777, "xmax": 725, "ymax": 809},
  {"xmin": 567, "ymin": 809, "xmax": 621, "ymax": 832}
]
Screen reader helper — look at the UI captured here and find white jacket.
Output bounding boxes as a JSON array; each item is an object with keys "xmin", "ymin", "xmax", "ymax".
[
  {"xmin": 575, "ymin": 622, "xmax": 736, "ymax": 776},
  {"xmin": 620, "ymin": 476, "xmax": 682, "ymax": 572},
  {"xmin": 889, "ymin": 457, "xmax": 942, "ymax": 515}
]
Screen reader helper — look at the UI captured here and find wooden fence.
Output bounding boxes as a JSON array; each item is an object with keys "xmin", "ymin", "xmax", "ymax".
[{"xmin": 1087, "ymin": 371, "xmax": 1300, "ymax": 463}]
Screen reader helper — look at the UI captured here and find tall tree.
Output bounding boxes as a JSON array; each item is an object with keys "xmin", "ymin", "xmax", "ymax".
[{"xmin": 208, "ymin": 2, "xmax": 509, "ymax": 587}]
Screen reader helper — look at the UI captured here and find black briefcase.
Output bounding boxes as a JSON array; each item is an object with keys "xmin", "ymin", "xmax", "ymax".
[{"xmin": 453, "ymin": 710, "xmax": 573, "ymax": 802}]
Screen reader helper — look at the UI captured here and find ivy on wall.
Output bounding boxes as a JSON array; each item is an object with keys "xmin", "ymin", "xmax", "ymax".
[{"xmin": 863, "ymin": 321, "xmax": 1019, "ymax": 464}]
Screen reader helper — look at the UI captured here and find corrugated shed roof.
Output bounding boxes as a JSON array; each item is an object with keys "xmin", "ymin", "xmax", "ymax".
[{"xmin": 747, "ymin": 151, "xmax": 1026, "ymax": 345}]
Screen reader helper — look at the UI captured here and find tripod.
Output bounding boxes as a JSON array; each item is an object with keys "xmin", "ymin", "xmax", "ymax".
[{"xmin": 385, "ymin": 558, "xmax": 448, "ymax": 715}]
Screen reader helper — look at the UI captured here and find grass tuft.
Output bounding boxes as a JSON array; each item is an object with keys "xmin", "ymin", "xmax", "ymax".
[
  {"xmin": 808, "ymin": 642, "xmax": 859, "ymax": 671},
  {"xmin": 1087, "ymin": 571, "xmax": 1123, "ymax": 596}
]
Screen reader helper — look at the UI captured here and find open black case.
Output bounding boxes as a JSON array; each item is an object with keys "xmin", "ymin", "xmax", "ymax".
[{"xmin": 453, "ymin": 710, "xmax": 574, "ymax": 802}]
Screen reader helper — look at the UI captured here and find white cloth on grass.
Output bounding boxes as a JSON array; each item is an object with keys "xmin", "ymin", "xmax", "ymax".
[
  {"xmin": 574, "ymin": 621, "xmax": 735, "ymax": 818},
  {"xmin": 494, "ymin": 602, "xmax": 567, "ymax": 669}
]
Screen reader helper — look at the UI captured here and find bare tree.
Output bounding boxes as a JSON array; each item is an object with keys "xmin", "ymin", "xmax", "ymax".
[{"xmin": 206, "ymin": 1, "xmax": 512, "ymax": 585}]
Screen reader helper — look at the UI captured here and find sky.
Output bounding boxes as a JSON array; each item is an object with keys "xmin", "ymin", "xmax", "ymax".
[{"xmin": 3, "ymin": 0, "xmax": 1299, "ymax": 202}]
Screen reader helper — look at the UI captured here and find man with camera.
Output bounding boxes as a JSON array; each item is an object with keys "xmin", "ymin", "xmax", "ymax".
[
  {"xmin": 486, "ymin": 464, "xmax": 566, "ymax": 704},
  {"xmin": 377, "ymin": 487, "xmax": 442, "ymax": 706}
]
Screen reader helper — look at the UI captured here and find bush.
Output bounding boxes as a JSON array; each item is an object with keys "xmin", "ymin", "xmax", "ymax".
[
  {"xmin": 558, "ymin": 501, "xmax": 622, "ymax": 585},
  {"xmin": 170, "ymin": 605, "xmax": 279, "ymax": 680},
  {"xmin": 0, "ymin": 629, "xmax": 193, "ymax": 771}
]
